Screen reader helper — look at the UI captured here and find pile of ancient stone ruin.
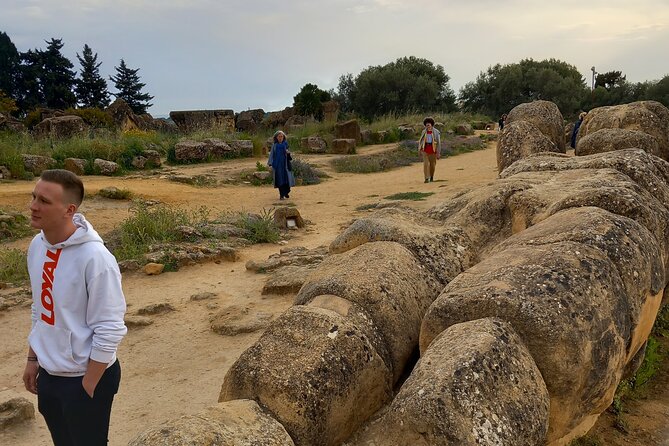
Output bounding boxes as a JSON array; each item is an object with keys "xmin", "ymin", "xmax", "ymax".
[{"xmin": 129, "ymin": 100, "xmax": 669, "ymax": 446}]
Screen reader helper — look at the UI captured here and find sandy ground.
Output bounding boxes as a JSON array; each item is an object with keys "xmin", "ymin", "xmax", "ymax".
[
  {"xmin": 1, "ymin": 139, "xmax": 667, "ymax": 445},
  {"xmin": 0, "ymin": 141, "xmax": 498, "ymax": 445}
]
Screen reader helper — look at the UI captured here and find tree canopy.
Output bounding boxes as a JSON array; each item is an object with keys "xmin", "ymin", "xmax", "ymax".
[
  {"xmin": 293, "ymin": 83, "xmax": 331, "ymax": 120},
  {"xmin": 76, "ymin": 44, "xmax": 110, "ymax": 108},
  {"xmin": 459, "ymin": 58, "xmax": 589, "ymax": 118},
  {"xmin": 334, "ymin": 56, "xmax": 457, "ymax": 120},
  {"xmin": 109, "ymin": 59, "xmax": 153, "ymax": 114}
]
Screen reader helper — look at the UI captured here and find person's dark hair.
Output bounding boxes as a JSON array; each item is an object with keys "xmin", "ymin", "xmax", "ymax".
[
  {"xmin": 40, "ymin": 169, "xmax": 84, "ymax": 206},
  {"xmin": 423, "ymin": 117, "xmax": 435, "ymax": 126}
]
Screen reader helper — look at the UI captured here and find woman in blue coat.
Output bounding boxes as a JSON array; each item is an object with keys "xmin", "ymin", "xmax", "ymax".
[{"xmin": 268, "ymin": 130, "xmax": 295, "ymax": 200}]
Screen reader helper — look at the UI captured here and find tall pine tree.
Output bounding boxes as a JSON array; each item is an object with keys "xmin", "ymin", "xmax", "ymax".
[
  {"xmin": 15, "ymin": 49, "xmax": 44, "ymax": 113},
  {"xmin": 0, "ymin": 31, "xmax": 20, "ymax": 99},
  {"xmin": 41, "ymin": 38, "xmax": 77, "ymax": 109},
  {"xmin": 109, "ymin": 59, "xmax": 153, "ymax": 114},
  {"xmin": 75, "ymin": 44, "xmax": 110, "ymax": 108}
]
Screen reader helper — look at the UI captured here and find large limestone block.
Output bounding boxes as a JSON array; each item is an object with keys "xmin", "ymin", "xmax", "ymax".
[
  {"xmin": 576, "ymin": 100, "xmax": 669, "ymax": 160},
  {"xmin": 351, "ymin": 318, "xmax": 549, "ymax": 446},
  {"xmin": 22, "ymin": 154, "xmax": 56, "ymax": 175},
  {"xmin": 174, "ymin": 140, "xmax": 208, "ymax": 162},
  {"xmin": 329, "ymin": 208, "xmax": 476, "ymax": 286},
  {"xmin": 496, "ymin": 120, "xmax": 560, "ymax": 172},
  {"xmin": 420, "ymin": 207, "xmax": 665, "ymax": 444},
  {"xmin": 219, "ymin": 302, "xmax": 393, "ymax": 446},
  {"xmin": 34, "ymin": 115, "xmax": 88, "ymax": 139},
  {"xmin": 295, "ymin": 241, "xmax": 441, "ymax": 382},
  {"xmin": 506, "ymin": 100, "xmax": 566, "ymax": 151},
  {"xmin": 169, "ymin": 109, "xmax": 235, "ymax": 133},
  {"xmin": 128, "ymin": 399, "xmax": 295, "ymax": 446},
  {"xmin": 335, "ymin": 119, "xmax": 361, "ymax": 142},
  {"xmin": 576, "ymin": 128, "xmax": 661, "ymax": 158}
]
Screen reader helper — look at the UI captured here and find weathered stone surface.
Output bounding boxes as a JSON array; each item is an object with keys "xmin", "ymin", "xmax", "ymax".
[
  {"xmin": 352, "ymin": 318, "xmax": 549, "ymax": 446},
  {"xmin": 210, "ymin": 305, "xmax": 273, "ymax": 335},
  {"xmin": 128, "ymin": 399, "xmax": 295, "ymax": 446},
  {"xmin": 236, "ymin": 109, "xmax": 265, "ymax": 132},
  {"xmin": 576, "ymin": 100, "xmax": 669, "ymax": 161},
  {"xmin": 284, "ymin": 115, "xmax": 313, "ymax": 130},
  {"xmin": 131, "ymin": 156, "xmax": 147, "ymax": 169},
  {"xmin": 330, "ymin": 208, "xmax": 476, "ymax": 286},
  {"xmin": 506, "ymin": 100, "xmax": 566, "ymax": 151},
  {"xmin": 117, "ymin": 259, "xmax": 140, "ymax": 273},
  {"xmin": 576, "ymin": 128, "xmax": 661, "ymax": 158},
  {"xmin": 34, "ymin": 115, "xmax": 88, "ymax": 139},
  {"xmin": 246, "ymin": 245, "xmax": 328, "ymax": 273},
  {"xmin": 142, "ymin": 263, "xmax": 165, "ymax": 276},
  {"xmin": 262, "ymin": 107, "xmax": 296, "ymax": 129},
  {"xmin": 397, "ymin": 125, "xmax": 415, "ymax": 139},
  {"xmin": 190, "ymin": 291, "xmax": 217, "ymax": 301},
  {"xmin": 331, "ymin": 138, "xmax": 356, "ymax": 154},
  {"xmin": 420, "ymin": 206, "xmax": 664, "ymax": 444},
  {"xmin": 219, "ymin": 303, "xmax": 393, "ymax": 446},
  {"xmin": 455, "ymin": 122, "xmax": 474, "ymax": 135},
  {"xmin": 106, "ymin": 98, "xmax": 150, "ymax": 131},
  {"xmin": 93, "ymin": 158, "xmax": 119, "ymax": 176},
  {"xmin": 201, "ymin": 138, "xmax": 233, "ymax": 158},
  {"xmin": 335, "ymin": 119, "xmax": 361, "ymax": 142},
  {"xmin": 253, "ymin": 171, "xmax": 271, "ymax": 181},
  {"xmin": 124, "ymin": 315, "xmax": 154, "ymax": 328},
  {"xmin": 0, "ymin": 165, "xmax": 11, "ymax": 179},
  {"xmin": 63, "ymin": 158, "xmax": 87, "ymax": 175},
  {"xmin": 300, "ymin": 136, "xmax": 327, "ymax": 153},
  {"xmin": 496, "ymin": 120, "xmax": 561, "ymax": 172},
  {"xmin": 0, "ymin": 112, "xmax": 26, "ymax": 132},
  {"xmin": 169, "ymin": 109, "xmax": 235, "ymax": 133},
  {"xmin": 137, "ymin": 302, "xmax": 175, "ymax": 315},
  {"xmin": 228, "ymin": 140, "xmax": 254, "ymax": 157},
  {"xmin": 22, "ymin": 154, "xmax": 56, "ymax": 175},
  {"xmin": 296, "ymin": 241, "xmax": 441, "ymax": 383},
  {"xmin": 274, "ymin": 206, "xmax": 304, "ymax": 228},
  {"xmin": 262, "ymin": 265, "xmax": 316, "ymax": 295},
  {"xmin": 142, "ymin": 149, "xmax": 161, "ymax": 167},
  {"xmin": 0, "ymin": 397, "xmax": 35, "ymax": 428},
  {"xmin": 322, "ymin": 100, "xmax": 339, "ymax": 122},
  {"xmin": 174, "ymin": 140, "xmax": 208, "ymax": 162}
]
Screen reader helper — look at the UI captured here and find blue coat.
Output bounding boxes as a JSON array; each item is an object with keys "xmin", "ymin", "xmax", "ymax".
[{"xmin": 268, "ymin": 142, "xmax": 295, "ymax": 188}]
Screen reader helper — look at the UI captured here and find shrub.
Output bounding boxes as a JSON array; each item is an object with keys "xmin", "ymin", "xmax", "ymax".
[
  {"xmin": 236, "ymin": 209, "xmax": 280, "ymax": 243},
  {"xmin": 291, "ymin": 158, "xmax": 326, "ymax": 185},
  {"xmin": 332, "ymin": 145, "xmax": 420, "ymax": 173},
  {"xmin": 65, "ymin": 107, "xmax": 114, "ymax": 128},
  {"xmin": 0, "ymin": 248, "xmax": 29, "ymax": 283},
  {"xmin": 0, "ymin": 210, "xmax": 32, "ymax": 240}
]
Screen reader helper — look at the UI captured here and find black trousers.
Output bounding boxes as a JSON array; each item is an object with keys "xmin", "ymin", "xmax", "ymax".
[
  {"xmin": 37, "ymin": 360, "xmax": 121, "ymax": 446},
  {"xmin": 278, "ymin": 184, "xmax": 291, "ymax": 198}
]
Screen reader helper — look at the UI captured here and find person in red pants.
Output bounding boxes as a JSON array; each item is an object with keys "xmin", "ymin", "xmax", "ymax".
[{"xmin": 418, "ymin": 117, "xmax": 441, "ymax": 183}]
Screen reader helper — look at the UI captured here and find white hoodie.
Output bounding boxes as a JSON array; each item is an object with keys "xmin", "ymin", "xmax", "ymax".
[{"xmin": 27, "ymin": 213, "xmax": 127, "ymax": 377}]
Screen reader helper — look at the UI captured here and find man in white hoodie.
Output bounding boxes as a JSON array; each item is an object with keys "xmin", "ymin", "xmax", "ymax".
[{"xmin": 22, "ymin": 169, "xmax": 127, "ymax": 446}]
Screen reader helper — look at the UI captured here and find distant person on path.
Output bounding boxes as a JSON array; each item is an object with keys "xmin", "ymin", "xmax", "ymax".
[
  {"xmin": 23, "ymin": 169, "xmax": 127, "ymax": 446},
  {"xmin": 418, "ymin": 117, "xmax": 441, "ymax": 183},
  {"xmin": 498, "ymin": 113, "xmax": 507, "ymax": 131},
  {"xmin": 268, "ymin": 130, "xmax": 295, "ymax": 200},
  {"xmin": 571, "ymin": 111, "xmax": 587, "ymax": 149}
]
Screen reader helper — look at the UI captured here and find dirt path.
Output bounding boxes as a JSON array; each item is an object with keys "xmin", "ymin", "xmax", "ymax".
[
  {"xmin": 0, "ymin": 142, "xmax": 498, "ymax": 445},
  {"xmin": 2, "ymin": 140, "xmax": 666, "ymax": 445}
]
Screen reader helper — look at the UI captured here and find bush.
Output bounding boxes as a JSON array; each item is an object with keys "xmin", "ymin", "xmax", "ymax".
[
  {"xmin": 235, "ymin": 209, "xmax": 280, "ymax": 243},
  {"xmin": 111, "ymin": 202, "xmax": 209, "ymax": 261},
  {"xmin": 65, "ymin": 107, "xmax": 114, "ymax": 128},
  {"xmin": 332, "ymin": 145, "xmax": 420, "ymax": 173},
  {"xmin": 384, "ymin": 191, "xmax": 434, "ymax": 201},
  {"xmin": 0, "ymin": 210, "xmax": 32, "ymax": 240},
  {"xmin": 0, "ymin": 248, "xmax": 29, "ymax": 283},
  {"xmin": 291, "ymin": 158, "xmax": 326, "ymax": 185}
]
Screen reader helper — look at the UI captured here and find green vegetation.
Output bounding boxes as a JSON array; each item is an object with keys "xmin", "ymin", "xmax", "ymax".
[
  {"xmin": 384, "ymin": 191, "xmax": 434, "ymax": 201},
  {"xmin": 98, "ymin": 187, "xmax": 132, "ymax": 199},
  {"xmin": 290, "ymin": 158, "xmax": 327, "ymax": 185},
  {"xmin": 293, "ymin": 83, "xmax": 331, "ymax": 121},
  {"xmin": 568, "ymin": 436, "xmax": 602, "ymax": 446},
  {"xmin": 231, "ymin": 208, "xmax": 280, "ymax": 244},
  {"xmin": 332, "ymin": 145, "xmax": 420, "ymax": 173},
  {"xmin": 0, "ymin": 248, "xmax": 29, "ymax": 283},
  {"xmin": 0, "ymin": 210, "xmax": 32, "ymax": 240},
  {"xmin": 607, "ymin": 304, "xmax": 669, "ymax": 432},
  {"xmin": 110, "ymin": 202, "xmax": 210, "ymax": 261}
]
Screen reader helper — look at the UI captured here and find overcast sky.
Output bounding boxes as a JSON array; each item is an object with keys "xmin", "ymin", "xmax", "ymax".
[{"xmin": 3, "ymin": 0, "xmax": 668, "ymax": 116}]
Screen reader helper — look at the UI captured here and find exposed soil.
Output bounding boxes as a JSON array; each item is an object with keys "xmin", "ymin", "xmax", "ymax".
[{"xmin": 1, "ymin": 139, "xmax": 667, "ymax": 445}]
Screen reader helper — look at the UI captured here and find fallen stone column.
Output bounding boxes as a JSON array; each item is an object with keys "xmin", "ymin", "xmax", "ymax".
[{"xmin": 349, "ymin": 318, "xmax": 550, "ymax": 446}]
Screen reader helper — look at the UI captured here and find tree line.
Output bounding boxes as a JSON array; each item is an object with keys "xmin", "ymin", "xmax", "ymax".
[
  {"xmin": 295, "ymin": 57, "xmax": 669, "ymax": 122},
  {"xmin": 0, "ymin": 31, "xmax": 153, "ymax": 117}
]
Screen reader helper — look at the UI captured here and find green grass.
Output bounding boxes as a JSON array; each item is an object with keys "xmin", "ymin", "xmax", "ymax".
[
  {"xmin": 568, "ymin": 436, "xmax": 602, "ymax": 446},
  {"xmin": 217, "ymin": 208, "xmax": 280, "ymax": 244},
  {"xmin": 109, "ymin": 201, "xmax": 210, "ymax": 261},
  {"xmin": 0, "ymin": 248, "xmax": 29, "ymax": 283},
  {"xmin": 0, "ymin": 210, "xmax": 32, "ymax": 240},
  {"xmin": 332, "ymin": 145, "xmax": 420, "ymax": 173},
  {"xmin": 98, "ymin": 187, "xmax": 133, "ymax": 200},
  {"xmin": 384, "ymin": 191, "xmax": 435, "ymax": 201}
]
